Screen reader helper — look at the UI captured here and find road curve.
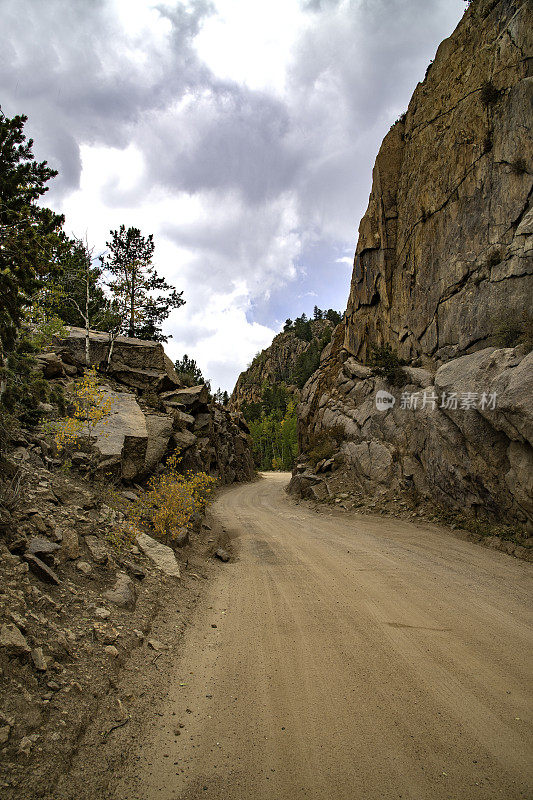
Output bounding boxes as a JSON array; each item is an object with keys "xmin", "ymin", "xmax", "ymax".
[{"xmin": 114, "ymin": 473, "xmax": 533, "ymax": 800}]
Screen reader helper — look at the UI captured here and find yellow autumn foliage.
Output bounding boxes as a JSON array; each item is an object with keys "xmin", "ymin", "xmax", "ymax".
[
  {"xmin": 53, "ymin": 368, "xmax": 113, "ymax": 452},
  {"xmin": 104, "ymin": 522, "xmax": 138, "ymax": 553},
  {"xmin": 128, "ymin": 453, "xmax": 217, "ymax": 543}
]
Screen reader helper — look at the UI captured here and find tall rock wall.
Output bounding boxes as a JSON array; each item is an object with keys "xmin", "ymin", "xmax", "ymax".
[
  {"xmin": 345, "ymin": 0, "xmax": 531, "ymax": 364},
  {"xmin": 289, "ymin": 0, "xmax": 533, "ymax": 531}
]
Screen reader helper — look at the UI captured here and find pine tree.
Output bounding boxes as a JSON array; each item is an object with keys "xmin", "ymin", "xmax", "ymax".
[
  {"xmin": 174, "ymin": 354, "xmax": 204, "ymax": 386},
  {"xmin": 325, "ymin": 308, "xmax": 342, "ymax": 325},
  {"xmin": 0, "ymin": 110, "xmax": 65, "ymax": 391},
  {"xmin": 214, "ymin": 388, "xmax": 225, "ymax": 404},
  {"xmin": 294, "ymin": 315, "xmax": 313, "ymax": 342},
  {"xmin": 100, "ymin": 225, "xmax": 185, "ymax": 341}
]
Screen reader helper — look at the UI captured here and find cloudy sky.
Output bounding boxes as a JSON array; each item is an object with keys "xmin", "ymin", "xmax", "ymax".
[{"xmin": 2, "ymin": 0, "xmax": 465, "ymax": 391}]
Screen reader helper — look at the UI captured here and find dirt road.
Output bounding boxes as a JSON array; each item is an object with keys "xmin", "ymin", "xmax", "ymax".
[{"xmin": 113, "ymin": 473, "xmax": 532, "ymax": 800}]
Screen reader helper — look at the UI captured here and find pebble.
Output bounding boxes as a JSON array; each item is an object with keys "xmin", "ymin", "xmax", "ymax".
[
  {"xmin": 147, "ymin": 639, "xmax": 167, "ymax": 651},
  {"xmin": 0, "ymin": 623, "xmax": 30, "ymax": 655},
  {"xmin": 31, "ymin": 647, "xmax": 48, "ymax": 672},
  {"xmin": 19, "ymin": 736, "xmax": 35, "ymax": 754}
]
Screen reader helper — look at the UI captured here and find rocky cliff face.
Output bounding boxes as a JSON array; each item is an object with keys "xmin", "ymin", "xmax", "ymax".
[
  {"xmin": 49, "ymin": 327, "xmax": 255, "ymax": 485},
  {"xmin": 345, "ymin": 0, "xmax": 531, "ymax": 364},
  {"xmin": 231, "ymin": 319, "xmax": 334, "ymax": 408},
  {"xmin": 289, "ymin": 0, "xmax": 533, "ymax": 538}
]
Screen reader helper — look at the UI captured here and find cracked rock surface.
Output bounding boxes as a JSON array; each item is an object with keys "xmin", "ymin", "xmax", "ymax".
[{"xmin": 342, "ymin": 0, "xmax": 532, "ymax": 364}]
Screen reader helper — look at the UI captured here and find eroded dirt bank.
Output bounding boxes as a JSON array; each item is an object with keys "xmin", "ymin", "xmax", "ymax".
[{"xmin": 104, "ymin": 472, "xmax": 533, "ymax": 800}]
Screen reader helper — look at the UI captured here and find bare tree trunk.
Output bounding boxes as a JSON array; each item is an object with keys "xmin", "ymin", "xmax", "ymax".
[
  {"xmin": 0, "ymin": 337, "xmax": 5, "ymax": 401},
  {"xmin": 85, "ymin": 260, "xmax": 91, "ymax": 367},
  {"xmin": 129, "ymin": 268, "xmax": 135, "ymax": 338},
  {"xmin": 85, "ymin": 324, "xmax": 90, "ymax": 367},
  {"xmin": 106, "ymin": 330, "xmax": 117, "ymax": 372}
]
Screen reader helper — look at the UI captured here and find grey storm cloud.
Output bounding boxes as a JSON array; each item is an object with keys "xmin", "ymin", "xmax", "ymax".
[
  {"xmin": 2, "ymin": 0, "xmax": 465, "ymax": 212},
  {"xmin": 141, "ymin": 89, "xmax": 303, "ymax": 204},
  {"xmin": 300, "ymin": 0, "xmax": 343, "ymax": 11},
  {"xmin": 161, "ymin": 192, "xmax": 297, "ymax": 271},
  {"xmin": 1, "ymin": 0, "xmax": 216, "ymax": 194}
]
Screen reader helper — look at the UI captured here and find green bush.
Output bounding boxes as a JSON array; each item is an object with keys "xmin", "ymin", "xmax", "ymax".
[
  {"xmin": 308, "ymin": 437, "xmax": 336, "ymax": 467},
  {"xmin": 368, "ymin": 344, "xmax": 408, "ymax": 386},
  {"xmin": 1, "ymin": 307, "xmax": 67, "ymax": 433},
  {"xmin": 307, "ymin": 425, "xmax": 345, "ymax": 468},
  {"xmin": 2, "ymin": 346, "xmax": 49, "ymax": 428}
]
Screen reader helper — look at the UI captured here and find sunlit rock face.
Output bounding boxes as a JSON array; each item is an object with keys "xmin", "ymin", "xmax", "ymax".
[{"xmin": 343, "ymin": 0, "xmax": 531, "ymax": 365}]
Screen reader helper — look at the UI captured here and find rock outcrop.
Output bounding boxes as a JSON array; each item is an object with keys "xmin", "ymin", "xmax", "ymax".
[
  {"xmin": 291, "ymin": 345, "xmax": 532, "ymax": 525},
  {"xmin": 93, "ymin": 389, "xmax": 149, "ymax": 480},
  {"xmin": 289, "ymin": 0, "xmax": 533, "ymax": 532},
  {"xmin": 45, "ymin": 327, "xmax": 255, "ymax": 484},
  {"xmin": 53, "ymin": 326, "xmax": 181, "ymax": 392}
]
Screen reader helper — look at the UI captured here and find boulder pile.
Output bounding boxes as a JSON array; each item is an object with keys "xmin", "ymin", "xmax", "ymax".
[
  {"xmin": 39, "ymin": 326, "xmax": 255, "ymax": 484},
  {"xmin": 288, "ymin": 345, "xmax": 533, "ymax": 556}
]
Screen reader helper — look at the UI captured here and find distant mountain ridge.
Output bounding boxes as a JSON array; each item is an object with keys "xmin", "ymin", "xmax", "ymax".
[{"xmin": 231, "ymin": 317, "xmax": 336, "ymax": 410}]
